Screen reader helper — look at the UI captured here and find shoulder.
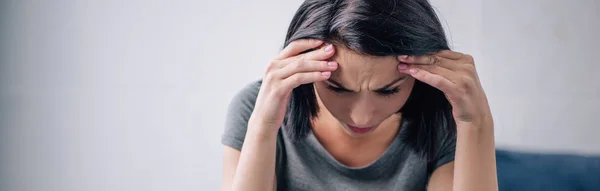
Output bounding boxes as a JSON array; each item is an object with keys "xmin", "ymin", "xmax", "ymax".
[{"xmin": 230, "ymin": 79, "xmax": 262, "ymax": 108}]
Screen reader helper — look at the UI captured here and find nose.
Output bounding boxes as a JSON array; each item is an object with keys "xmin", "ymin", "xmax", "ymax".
[{"xmin": 348, "ymin": 96, "xmax": 377, "ymax": 127}]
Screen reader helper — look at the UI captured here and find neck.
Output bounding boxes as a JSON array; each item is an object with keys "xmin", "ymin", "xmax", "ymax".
[
  {"xmin": 310, "ymin": 105, "xmax": 402, "ymax": 167},
  {"xmin": 312, "ymin": 109, "xmax": 401, "ymax": 148}
]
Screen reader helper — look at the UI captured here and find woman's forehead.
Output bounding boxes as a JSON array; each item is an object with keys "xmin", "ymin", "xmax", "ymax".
[
  {"xmin": 332, "ymin": 47, "xmax": 398, "ymax": 73},
  {"xmin": 329, "ymin": 46, "xmax": 404, "ymax": 89}
]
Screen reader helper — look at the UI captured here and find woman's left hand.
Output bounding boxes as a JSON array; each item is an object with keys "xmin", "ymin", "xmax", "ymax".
[{"xmin": 397, "ymin": 50, "xmax": 493, "ymax": 128}]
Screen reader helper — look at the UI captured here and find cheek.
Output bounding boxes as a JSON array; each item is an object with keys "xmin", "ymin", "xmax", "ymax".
[
  {"xmin": 357, "ymin": 78, "xmax": 416, "ymax": 116},
  {"xmin": 314, "ymin": 84, "xmax": 349, "ymax": 112},
  {"xmin": 386, "ymin": 79, "xmax": 416, "ymax": 111},
  {"xmin": 314, "ymin": 83, "xmax": 354, "ymax": 121},
  {"xmin": 370, "ymin": 88, "xmax": 413, "ymax": 116}
]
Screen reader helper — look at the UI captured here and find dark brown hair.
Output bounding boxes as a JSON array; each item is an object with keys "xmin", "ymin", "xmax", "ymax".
[{"xmin": 282, "ymin": 0, "xmax": 456, "ymax": 161}]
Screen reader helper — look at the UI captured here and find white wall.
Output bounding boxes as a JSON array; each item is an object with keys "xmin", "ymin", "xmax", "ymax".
[
  {"xmin": 481, "ymin": 0, "xmax": 600, "ymax": 154},
  {"xmin": 0, "ymin": 0, "xmax": 598, "ymax": 191}
]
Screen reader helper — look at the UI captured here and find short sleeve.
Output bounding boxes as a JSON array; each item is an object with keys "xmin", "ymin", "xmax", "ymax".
[
  {"xmin": 432, "ymin": 129, "xmax": 457, "ymax": 170},
  {"xmin": 221, "ymin": 80, "xmax": 262, "ymax": 151}
]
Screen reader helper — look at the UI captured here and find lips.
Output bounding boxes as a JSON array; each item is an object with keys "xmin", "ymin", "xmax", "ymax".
[{"xmin": 346, "ymin": 124, "xmax": 374, "ymax": 134}]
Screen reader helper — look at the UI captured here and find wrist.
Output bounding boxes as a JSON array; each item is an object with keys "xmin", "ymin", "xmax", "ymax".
[
  {"xmin": 247, "ymin": 118, "xmax": 280, "ymax": 141},
  {"xmin": 456, "ymin": 119, "xmax": 493, "ymax": 133},
  {"xmin": 457, "ymin": 113, "xmax": 493, "ymax": 129}
]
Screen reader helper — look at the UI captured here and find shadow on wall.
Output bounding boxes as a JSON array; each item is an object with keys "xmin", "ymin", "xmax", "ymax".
[{"xmin": 496, "ymin": 149, "xmax": 600, "ymax": 191}]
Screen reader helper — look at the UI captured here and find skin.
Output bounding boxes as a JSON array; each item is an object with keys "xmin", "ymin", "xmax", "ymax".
[
  {"xmin": 398, "ymin": 51, "xmax": 498, "ymax": 191},
  {"xmin": 222, "ymin": 39, "xmax": 498, "ymax": 191},
  {"xmin": 311, "ymin": 45, "xmax": 414, "ymax": 167}
]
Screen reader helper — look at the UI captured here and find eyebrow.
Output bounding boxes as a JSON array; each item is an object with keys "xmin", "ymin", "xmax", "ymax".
[{"xmin": 326, "ymin": 76, "xmax": 407, "ymax": 92}]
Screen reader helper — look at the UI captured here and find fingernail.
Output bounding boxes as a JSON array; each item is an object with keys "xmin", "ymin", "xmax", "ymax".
[
  {"xmin": 328, "ymin": 61, "xmax": 337, "ymax": 68},
  {"xmin": 324, "ymin": 44, "xmax": 333, "ymax": 52},
  {"xmin": 398, "ymin": 63, "xmax": 408, "ymax": 70},
  {"xmin": 409, "ymin": 68, "xmax": 417, "ymax": 75},
  {"xmin": 321, "ymin": 71, "xmax": 331, "ymax": 77},
  {"xmin": 398, "ymin": 55, "xmax": 408, "ymax": 60}
]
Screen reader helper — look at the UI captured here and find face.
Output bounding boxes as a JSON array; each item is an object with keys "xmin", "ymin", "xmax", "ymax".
[{"xmin": 314, "ymin": 45, "xmax": 415, "ymax": 137}]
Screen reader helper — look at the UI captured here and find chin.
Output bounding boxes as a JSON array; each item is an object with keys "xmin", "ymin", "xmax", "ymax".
[{"xmin": 340, "ymin": 123, "xmax": 379, "ymax": 137}]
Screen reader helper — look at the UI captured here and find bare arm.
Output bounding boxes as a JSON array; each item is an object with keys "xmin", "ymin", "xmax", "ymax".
[
  {"xmin": 229, "ymin": 123, "xmax": 279, "ymax": 191},
  {"xmin": 221, "ymin": 146, "xmax": 240, "ymax": 191},
  {"xmin": 222, "ymin": 144, "xmax": 277, "ymax": 191},
  {"xmin": 427, "ymin": 123, "xmax": 497, "ymax": 191},
  {"xmin": 222, "ymin": 39, "xmax": 336, "ymax": 191},
  {"xmin": 427, "ymin": 162, "xmax": 454, "ymax": 190},
  {"xmin": 452, "ymin": 123, "xmax": 497, "ymax": 191},
  {"xmin": 399, "ymin": 51, "xmax": 498, "ymax": 191}
]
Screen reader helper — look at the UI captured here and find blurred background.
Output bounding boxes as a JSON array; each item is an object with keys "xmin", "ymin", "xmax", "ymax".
[{"xmin": 1, "ymin": 0, "xmax": 598, "ymax": 190}]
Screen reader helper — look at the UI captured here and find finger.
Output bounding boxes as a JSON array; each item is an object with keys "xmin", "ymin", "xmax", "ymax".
[
  {"xmin": 399, "ymin": 66, "xmax": 455, "ymax": 94},
  {"xmin": 437, "ymin": 50, "xmax": 464, "ymax": 60},
  {"xmin": 290, "ymin": 44, "xmax": 335, "ymax": 62},
  {"xmin": 276, "ymin": 39, "xmax": 324, "ymax": 60},
  {"xmin": 399, "ymin": 63, "xmax": 460, "ymax": 83},
  {"xmin": 277, "ymin": 60, "xmax": 338, "ymax": 79},
  {"xmin": 397, "ymin": 54, "xmax": 437, "ymax": 65},
  {"xmin": 280, "ymin": 71, "xmax": 331, "ymax": 91},
  {"xmin": 398, "ymin": 55, "xmax": 458, "ymax": 71}
]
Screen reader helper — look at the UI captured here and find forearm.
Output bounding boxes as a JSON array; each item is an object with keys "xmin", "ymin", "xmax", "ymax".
[
  {"xmin": 231, "ymin": 122, "xmax": 278, "ymax": 191},
  {"xmin": 453, "ymin": 122, "xmax": 498, "ymax": 191}
]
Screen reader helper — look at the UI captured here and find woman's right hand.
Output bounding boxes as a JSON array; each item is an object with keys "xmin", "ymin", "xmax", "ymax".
[{"xmin": 248, "ymin": 39, "xmax": 337, "ymax": 133}]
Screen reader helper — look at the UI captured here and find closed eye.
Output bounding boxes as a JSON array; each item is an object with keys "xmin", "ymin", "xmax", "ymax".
[
  {"xmin": 376, "ymin": 88, "xmax": 400, "ymax": 96},
  {"xmin": 327, "ymin": 85, "xmax": 399, "ymax": 97},
  {"xmin": 324, "ymin": 77, "xmax": 404, "ymax": 96},
  {"xmin": 326, "ymin": 85, "xmax": 352, "ymax": 93}
]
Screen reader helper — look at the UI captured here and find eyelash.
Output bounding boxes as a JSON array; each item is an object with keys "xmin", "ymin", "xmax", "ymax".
[
  {"xmin": 326, "ymin": 86, "xmax": 350, "ymax": 94},
  {"xmin": 326, "ymin": 85, "xmax": 400, "ymax": 97},
  {"xmin": 377, "ymin": 88, "xmax": 400, "ymax": 96}
]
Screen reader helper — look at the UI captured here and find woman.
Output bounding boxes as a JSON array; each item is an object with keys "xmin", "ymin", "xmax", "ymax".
[{"xmin": 221, "ymin": 0, "xmax": 498, "ymax": 190}]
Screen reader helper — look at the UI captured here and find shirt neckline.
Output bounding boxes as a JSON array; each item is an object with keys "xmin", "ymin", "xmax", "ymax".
[{"xmin": 303, "ymin": 121, "xmax": 409, "ymax": 179}]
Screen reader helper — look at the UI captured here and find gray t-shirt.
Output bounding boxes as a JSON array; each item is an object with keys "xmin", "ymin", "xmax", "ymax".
[{"xmin": 222, "ymin": 80, "xmax": 456, "ymax": 191}]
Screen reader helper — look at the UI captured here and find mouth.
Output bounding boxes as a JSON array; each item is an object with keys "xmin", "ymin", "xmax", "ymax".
[{"xmin": 345, "ymin": 124, "xmax": 375, "ymax": 134}]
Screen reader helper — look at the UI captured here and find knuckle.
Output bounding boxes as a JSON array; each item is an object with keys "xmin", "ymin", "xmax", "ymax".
[
  {"xmin": 428, "ymin": 56, "xmax": 436, "ymax": 64},
  {"xmin": 264, "ymin": 73, "xmax": 277, "ymax": 82},
  {"xmin": 457, "ymin": 78, "xmax": 472, "ymax": 93},
  {"xmin": 463, "ymin": 64, "xmax": 476, "ymax": 73},
  {"xmin": 423, "ymin": 64, "xmax": 435, "ymax": 71},
  {"xmin": 313, "ymin": 71, "xmax": 324, "ymax": 79},
  {"xmin": 459, "ymin": 81, "xmax": 469, "ymax": 91},
  {"xmin": 432, "ymin": 78, "xmax": 444, "ymax": 88},
  {"xmin": 453, "ymin": 95, "xmax": 466, "ymax": 104},
  {"xmin": 467, "ymin": 78, "xmax": 477, "ymax": 89},
  {"xmin": 455, "ymin": 86, "xmax": 467, "ymax": 97},
  {"xmin": 266, "ymin": 60, "xmax": 277, "ymax": 72},
  {"xmin": 268, "ymin": 59, "xmax": 278, "ymax": 66},
  {"xmin": 292, "ymin": 59, "xmax": 304, "ymax": 70},
  {"xmin": 308, "ymin": 61, "xmax": 321, "ymax": 70},
  {"xmin": 463, "ymin": 54, "xmax": 475, "ymax": 63},
  {"xmin": 292, "ymin": 74, "xmax": 304, "ymax": 84},
  {"xmin": 424, "ymin": 57, "xmax": 433, "ymax": 64},
  {"xmin": 319, "ymin": 61, "xmax": 329, "ymax": 69}
]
